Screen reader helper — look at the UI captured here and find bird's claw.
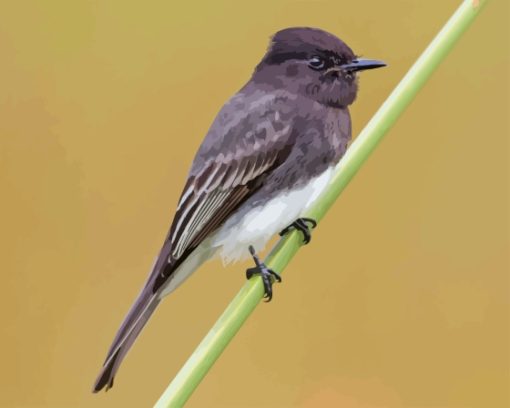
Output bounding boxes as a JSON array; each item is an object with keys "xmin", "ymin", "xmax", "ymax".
[
  {"xmin": 279, "ymin": 217, "xmax": 317, "ymax": 244},
  {"xmin": 246, "ymin": 245, "xmax": 281, "ymax": 302}
]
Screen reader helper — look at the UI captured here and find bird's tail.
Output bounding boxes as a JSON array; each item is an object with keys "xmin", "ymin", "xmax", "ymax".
[
  {"xmin": 93, "ymin": 238, "xmax": 206, "ymax": 392},
  {"xmin": 92, "ymin": 278, "xmax": 161, "ymax": 392},
  {"xmin": 93, "ymin": 240, "xmax": 179, "ymax": 392}
]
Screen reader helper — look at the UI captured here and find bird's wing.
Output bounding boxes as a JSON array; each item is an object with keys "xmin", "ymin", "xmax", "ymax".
[{"xmin": 167, "ymin": 94, "xmax": 294, "ymax": 263}]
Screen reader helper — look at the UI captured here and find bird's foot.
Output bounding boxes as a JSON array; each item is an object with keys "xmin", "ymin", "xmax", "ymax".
[
  {"xmin": 279, "ymin": 217, "xmax": 317, "ymax": 244},
  {"xmin": 246, "ymin": 245, "xmax": 281, "ymax": 302}
]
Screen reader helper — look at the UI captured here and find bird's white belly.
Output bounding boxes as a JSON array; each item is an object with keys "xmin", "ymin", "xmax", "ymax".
[
  {"xmin": 158, "ymin": 167, "xmax": 334, "ymax": 299},
  {"xmin": 210, "ymin": 167, "xmax": 334, "ymax": 264}
]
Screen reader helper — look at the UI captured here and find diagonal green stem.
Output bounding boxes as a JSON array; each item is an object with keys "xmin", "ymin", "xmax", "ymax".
[{"xmin": 154, "ymin": 1, "xmax": 488, "ymax": 407}]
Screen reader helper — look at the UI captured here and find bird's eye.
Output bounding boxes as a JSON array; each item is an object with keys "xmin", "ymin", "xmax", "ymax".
[{"xmin": 308, "ymin": 56, "xmax": 325, "ymax": 70}]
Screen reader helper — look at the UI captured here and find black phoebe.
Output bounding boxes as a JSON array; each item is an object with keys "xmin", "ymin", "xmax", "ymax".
[{"xmin": 93, "ymin": 27, "xmax": 385, "ymax": 392}]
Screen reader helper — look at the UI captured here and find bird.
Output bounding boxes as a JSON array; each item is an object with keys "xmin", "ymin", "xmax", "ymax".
[{"xmin": 93, "ymin": 26, "xmax": 385, "ymax": 392}]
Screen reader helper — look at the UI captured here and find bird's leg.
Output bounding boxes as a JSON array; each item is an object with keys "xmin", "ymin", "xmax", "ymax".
[
  {"xmin": 279, "ymin": 217, "xmax": 317, "ymax": 244},
  {"xmin": 246, "ymin": 245, "xmax": 281, "ymax": 302}
]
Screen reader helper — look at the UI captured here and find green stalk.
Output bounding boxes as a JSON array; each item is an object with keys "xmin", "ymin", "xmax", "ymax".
[{"xmin": 154, "ymin": 1, "xmax": 488, "ymax": 406}]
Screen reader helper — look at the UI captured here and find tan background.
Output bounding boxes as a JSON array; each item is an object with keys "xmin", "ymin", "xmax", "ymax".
[{"xmin": 0, "ymin": 1, "xmax": 508, "ymax": 407}]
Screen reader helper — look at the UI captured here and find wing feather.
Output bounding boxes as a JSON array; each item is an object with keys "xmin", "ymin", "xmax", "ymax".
[{"xmin": 174, "ymin": 189, "xmax": 230, "ymax": 257}]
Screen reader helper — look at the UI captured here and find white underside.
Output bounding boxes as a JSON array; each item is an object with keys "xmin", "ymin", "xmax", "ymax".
[{"xmin": 158, "ymin": 167, "xmax": 334, "ymax": 299}]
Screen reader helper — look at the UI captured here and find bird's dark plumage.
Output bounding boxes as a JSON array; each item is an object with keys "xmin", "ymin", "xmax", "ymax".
[{"xmin": 93, "ymin": 26, "xmax": 385, "ymax": 392}]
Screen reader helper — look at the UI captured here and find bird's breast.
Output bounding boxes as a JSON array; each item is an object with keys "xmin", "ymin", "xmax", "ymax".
[{"xmin": 324, "ymin": 106, "xmax": 351, "ymax": 163}]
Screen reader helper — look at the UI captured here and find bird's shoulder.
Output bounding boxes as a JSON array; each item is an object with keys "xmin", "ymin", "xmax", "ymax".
[{"xmin": 188, "ymin": 87, "xmax": 303, "ymax": 174}]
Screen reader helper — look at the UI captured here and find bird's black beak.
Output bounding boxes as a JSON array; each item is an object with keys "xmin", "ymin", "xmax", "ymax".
[{"xmin": 341, "ymin": 58, "xmax": 387, "ymax": 73}]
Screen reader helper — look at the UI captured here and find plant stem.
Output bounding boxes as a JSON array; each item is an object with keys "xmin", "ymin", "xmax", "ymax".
[{"xmin": 154, "ymin": 1, "xmax": 488, "ymax": 407}]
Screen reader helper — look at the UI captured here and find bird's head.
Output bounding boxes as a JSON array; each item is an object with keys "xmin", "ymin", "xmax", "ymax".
[{"xmin": 253, "ymin": 27, "xmax": 386, "ymax": 108}]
